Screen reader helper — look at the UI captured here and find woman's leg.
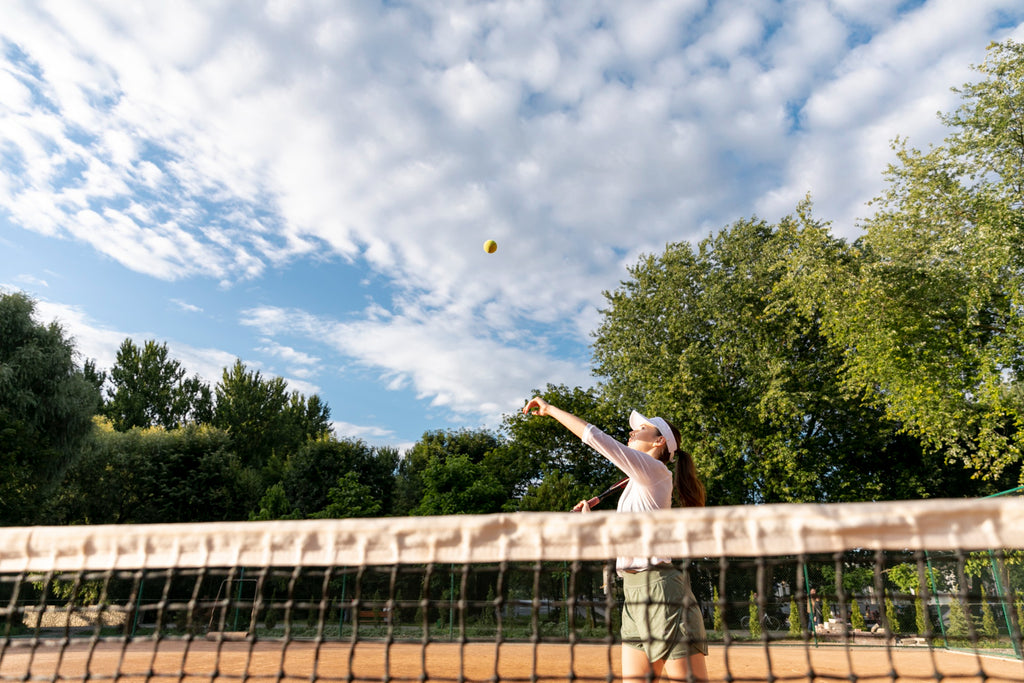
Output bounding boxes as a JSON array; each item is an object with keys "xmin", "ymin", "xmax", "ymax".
[
  {"xmin": 621, "ymin": 644, "xmax": 654, "ymax": 683},
  {"xmin": 658, "ymin": 653, "xmax": 708, "ymax": 682}
]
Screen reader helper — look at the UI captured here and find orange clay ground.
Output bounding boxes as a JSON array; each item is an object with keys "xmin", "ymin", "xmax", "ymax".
[{"xmin": 2, "ymin": 639, "xmax": 1023, "ymax": 682}]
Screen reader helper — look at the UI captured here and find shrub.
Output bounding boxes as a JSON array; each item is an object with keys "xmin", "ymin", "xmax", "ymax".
[
  {"xmin": 851, "ymin": 599, "xmax": 865, "ymax": 631},
  {"xmin": 980, "ymin": 587, "xmax": 998, "ymax": 639},
  {"xmin": 748, "ymin": 592, "xmax": 761, "ymax": 639},
  {"xmin": 946, "ymin": 594, "xmax": 970, "ymax": 640},
  {"xmin": 788, "ymin": 597, "xmax": 802, "ymax": 637},
  {"xmin": 885, "ymin": 597, "xmax": 899, "ymax": 634}
]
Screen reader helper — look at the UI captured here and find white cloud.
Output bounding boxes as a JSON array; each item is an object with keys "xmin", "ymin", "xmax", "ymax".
[
  {"xmin": 0, "ymin": 68, "xmax": 33, "ymax": 109},
  {"xmin": 693, "ymin": 2, "xmax": 766, "ymax": 61},
  {"xmin": 331, "ymin": 420, "xmax": 415, "ymax": 455},
  {"xmin": 240, "ymin": 303, "xmax": 591, "ymax": 422},
  {"xmin": 754, "ymin": 0, "xmax": 1024, "ymax": 237},
  {"xmin": 7, "ymin": 0, "xmax": 971, "ymax": 293},
  {"xmin": 617, "ymin": 0, "xmax": 703, "ymax": 61},
  {"xmin": 255, "ymin": 340, "xmax": 321, "ymax": 366},
  {"xmin": 331, "ymin": 420, "xmax": 395, "ymax": 441},
  {"xmin": 14, "ymin": 273, "xmax": 49, "ymax": 289},
  {"xmin": 436, "ymin": 60, "xmax": 519, "ymax": 127},
  {"xmin": 829, "ymin": 0, "xmax": 904, "ymax": 28},
  {"xmin": 171, "ymin": 298, "xmax": 203, "ymax": 314},
  {"xmin": 3, "ymin": 0, "xmax": 1024, "ymax": 440}
]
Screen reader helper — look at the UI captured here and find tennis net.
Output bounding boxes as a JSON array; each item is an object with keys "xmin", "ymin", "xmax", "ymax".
[{"xmin": 1, "ymin": 497, "xmax": 1023, "ymax": 683}]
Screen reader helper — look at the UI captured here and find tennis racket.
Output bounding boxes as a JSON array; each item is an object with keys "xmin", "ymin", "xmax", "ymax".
[{"xmin": 572, "ymin": 477, "xmax": 628, "ymax": 511}]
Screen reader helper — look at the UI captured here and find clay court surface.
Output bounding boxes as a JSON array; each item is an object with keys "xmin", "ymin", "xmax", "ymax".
[{"xmin": 2, "ymin": 640, "xmax": 1023, "ymax": 683}]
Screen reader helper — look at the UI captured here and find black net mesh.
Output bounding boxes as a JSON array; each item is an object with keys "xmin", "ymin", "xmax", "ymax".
[{"xmin": 1, "ymin": 498, "xmax": 1022, "ymax": 682}]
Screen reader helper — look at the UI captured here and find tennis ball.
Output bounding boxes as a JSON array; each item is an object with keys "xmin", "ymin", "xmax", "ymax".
[{"xmin": 483, "ymin": 239, "xmax": 498, "ymax": 254}]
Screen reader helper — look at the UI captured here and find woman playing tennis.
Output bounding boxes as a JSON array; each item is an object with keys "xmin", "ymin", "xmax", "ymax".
[{"xmin": 523, "ymin": 396, "xmax": 708, "ymax": 683}]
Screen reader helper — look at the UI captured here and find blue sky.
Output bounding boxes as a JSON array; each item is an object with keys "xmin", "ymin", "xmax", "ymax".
[{"xmin": 2, "ymin": 1, "xmax": 1023, "ymax": 452}]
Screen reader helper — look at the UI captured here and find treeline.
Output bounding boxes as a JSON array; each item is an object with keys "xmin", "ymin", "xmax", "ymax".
[{"xmin": 2, "ymin": 41, "xmax": 1024, "ymax": 527}]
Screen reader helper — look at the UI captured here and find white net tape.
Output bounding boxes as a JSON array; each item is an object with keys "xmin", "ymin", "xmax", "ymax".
[{"xmin": 3, "ymin": 497, "xmax": 1023, "ymax": 571}]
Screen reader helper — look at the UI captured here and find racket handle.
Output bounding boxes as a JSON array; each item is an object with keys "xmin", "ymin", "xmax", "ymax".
[
  {"xmin": 571, "ymin": 496, "xmax": 601, "ymax": 513},
  {"xmin": 572, "ymin": 478, "xmax": 627, "ymax": 512}
]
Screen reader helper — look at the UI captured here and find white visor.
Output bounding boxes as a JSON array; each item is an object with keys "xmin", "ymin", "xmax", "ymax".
[{"xmin": 629, "ymin": 410, "xmax": 678, "ymax": 455}]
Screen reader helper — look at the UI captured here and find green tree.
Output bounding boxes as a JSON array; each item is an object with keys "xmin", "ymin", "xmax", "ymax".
[
  {"xmin": 250, "ymin": 482, "xmax": 301, "ymax": 521},
  {"xmin": 279, "ymin": 438, "xmax": 395, "ymax": 518},
  {"xmin": 822, "ymin": 564, "xmax": 876, "ymax": 598},
  {"xmin": 808, "ymin": 40, "xmax": 1024, "ymax": 482},
  {"xmin": 213, "ymin": 360, "xmax": 329, "ymax": 469},
  {"xmin": 81, "ymin": 359, "xmax": 107, "ymax": 413},
  {"xmin": 0, "ymin": 292, "xmax": 100, "ymax": 524},
  {"xmin": 517, "ymin": 470, "xmax": 581, "ymax": 512},
  {"xmin": 416, "ymin": 452, "xmax": 505, "ymax": 515},
  {"xmin": 214, "ymin": 359, "xmax": 291, "ymax": 468},
  {"xmin": 888, "ymin": 563, "xmax": 922, "ymax": 595},
  {"xmin": 395, "ymin": 428, "xmax": 505, "ymax": 515},
  {"xmin": 288, "ymin": 392, "xmax": 332, "ymax": 445},
  {"xmin": 315, "ymin": 471, "xmax": 384, "ymax": 519},
  {"xmin": 592, "ymin": 211, "xmax": 935, "ymax": 504},
  {"xmin": 104, "ymin": 339, "xmax": 213, "ymax": 431},
  {"xmin": 49, "ymin": 419, "xmax": 249, "ymax": 524}
]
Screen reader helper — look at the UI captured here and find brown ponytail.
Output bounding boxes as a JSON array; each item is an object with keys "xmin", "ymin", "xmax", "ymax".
[
  {"xmin": 673, "ymin": 449, "xmax": 706, "ymax": 508},
  {"xmin": 655, "ymin": 419, "xmax": 706, "ymax": 508}
]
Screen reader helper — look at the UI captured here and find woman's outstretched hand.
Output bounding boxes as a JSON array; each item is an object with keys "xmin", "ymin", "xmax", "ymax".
[
  {"xmin": 523, "ymin": 396, "xmax": 550, "ymax": 417},
  {"xmin": 571, "ymin": 499, "xmax": 592, "ymax": 513}
]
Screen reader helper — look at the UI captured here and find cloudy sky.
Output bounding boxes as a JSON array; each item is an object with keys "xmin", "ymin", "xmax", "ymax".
[{"xmin": 2, "ymin": 1, "xmax": 1022, "ymax": 451}]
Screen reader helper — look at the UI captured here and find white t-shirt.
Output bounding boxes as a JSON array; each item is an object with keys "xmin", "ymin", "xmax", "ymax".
[{"xmin": 581, "ymin": 423, "xmax": 674, "ymax": 573}]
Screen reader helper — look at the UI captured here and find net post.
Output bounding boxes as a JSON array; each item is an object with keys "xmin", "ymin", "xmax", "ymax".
[
  {"xmin": 916, "ymin": 550, "xmax": 935, "ymax": 648},
  {"xmin": 232, "ymin": 567, "xmax": 244, "ymax": 633},
  {"xmin": 925, "ymin": 551, "xmax": 949, "ymax": 648},
  {"xmin": 338, "ymin": 572, "xmax": 346, "ymax": 637},
  {"xmin": 717, "ymin": 553, "xmax": 734, "ymax": 679},
  {"xmin": 801, "ymin": 561, "xmax": 818, "ymax": 646},
  {"xmin": 419, "ymin": 562, "xmax": 435, "ymax": 681},
  {"xmin": 982, "ymin": 486, "xmax": 1024, "ymax": 660},
  {"xmin": 129, "ymin": 571, "xmax": 144, "ymax": 638},
  {"xmin": 988, "ymin": 549, "xmax": 1022, "ymax": 659},
  {"xmin": 565, "ymin": 561, "xmax": 573, "ymax": 643}
]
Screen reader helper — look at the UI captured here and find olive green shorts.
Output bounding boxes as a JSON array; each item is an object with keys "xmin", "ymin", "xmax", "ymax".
[{"xmin": 621, "ymin": 566, "xmax": 708, "ymax": 660}]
